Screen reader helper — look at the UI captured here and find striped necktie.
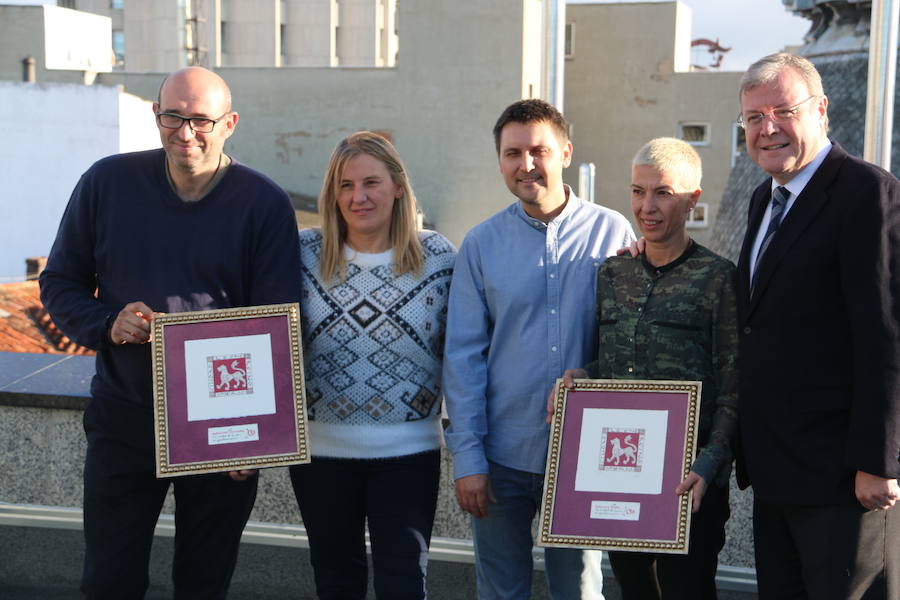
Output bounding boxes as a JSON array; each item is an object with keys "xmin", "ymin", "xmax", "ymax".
[{"xmin": 750, "ymin": 185, "xmax": 789, "ymax": 297}]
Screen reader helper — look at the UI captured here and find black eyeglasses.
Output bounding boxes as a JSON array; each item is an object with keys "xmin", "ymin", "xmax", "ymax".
[{"xmin": 155, "ymin": 111, "xmax": 230, "ymax": 133}]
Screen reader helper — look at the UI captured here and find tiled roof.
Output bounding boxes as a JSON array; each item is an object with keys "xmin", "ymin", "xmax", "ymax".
[{"xmin": 0, "ymin": 281, "xmax": 93, "ymax": 355}]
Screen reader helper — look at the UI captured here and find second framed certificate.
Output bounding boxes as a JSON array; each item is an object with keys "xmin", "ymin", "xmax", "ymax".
[
  {"xmin": 539, "ymin": 379, "xmax": 701, "ymax": 554},
  {"xmin": 150, "ymin": 303, "xmax": 309, "ymax": 477}
]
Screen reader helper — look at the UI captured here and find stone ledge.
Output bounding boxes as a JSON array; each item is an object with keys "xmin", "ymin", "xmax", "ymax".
[{"xmin": 0, "ymin": 351, "xmax": 92, "ymax": 409}]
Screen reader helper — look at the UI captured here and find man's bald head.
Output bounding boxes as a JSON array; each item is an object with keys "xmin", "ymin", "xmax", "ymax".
[
  {"xmin": 152, "ymin": 66, "xmax": 238, "ymax": 179},
  {"xmin": 156, "ymin": 67, "xmax": 232, "ymax": 114}
]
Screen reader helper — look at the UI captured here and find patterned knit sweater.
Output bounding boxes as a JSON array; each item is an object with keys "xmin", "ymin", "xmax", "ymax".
[{"xmin": 299, "ymin": 228, "xmax": 456, "ymax": 458}]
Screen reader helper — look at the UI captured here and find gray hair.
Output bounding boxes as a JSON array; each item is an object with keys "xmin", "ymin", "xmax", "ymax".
[
  {"xmin": 632, "ymin": 137, "xmax": 702, "ymax": 191},
  {"xmin": 740, "ymin": 53, "xmax": 828, "ymax": 130}
]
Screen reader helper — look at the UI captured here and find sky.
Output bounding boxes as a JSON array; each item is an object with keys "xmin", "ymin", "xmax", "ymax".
[{"xmin": 570, "ymin": 0, "xmax": 810, "ymax": 71}]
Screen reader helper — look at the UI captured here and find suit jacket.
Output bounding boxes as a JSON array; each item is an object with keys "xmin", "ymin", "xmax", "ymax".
[{"xmin": 736, "ymin": 142, "xmax": 900, "ymax": 505}]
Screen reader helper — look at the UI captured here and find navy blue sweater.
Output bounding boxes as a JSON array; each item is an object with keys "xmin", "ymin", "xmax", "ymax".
[{"xmin": 41, "ymin": 149, "xmax": 301, "ymax": 410}]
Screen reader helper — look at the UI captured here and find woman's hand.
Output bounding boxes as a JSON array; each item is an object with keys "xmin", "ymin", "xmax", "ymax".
[
  {"xmin": 676, "ymin": 471, "xmax": 707, "ymax": 513},
  {"xmin": 546, "ymin": 368, "xmax": 589, "ymax": 424}
]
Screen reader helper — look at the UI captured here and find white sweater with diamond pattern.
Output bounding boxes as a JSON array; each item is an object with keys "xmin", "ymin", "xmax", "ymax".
[{"xmin": 299, "ymin": 228, "xmax": 455, "ymax": 459}]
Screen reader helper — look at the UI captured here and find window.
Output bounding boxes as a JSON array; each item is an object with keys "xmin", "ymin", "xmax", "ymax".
[
  {"xmin": 678, "ymin": 122, "xmax": 710, "ymax": 146},
  {"xmin": 112, "ymin": 30, "xmax": 125, "ymax": 67},
  {"xmin": 110, "ymin": 0, "xmax": 124, "ymax": 9},
  {"xmin": 686, "ymin": 202, "xmax": 709, "ymax": 229},
  {"xmin": 731, "ymin": 122, "xmax": 746, "ymax": 167},
  {"xmin": 565, "ymin": 23, "xmax": 574, "ymax": 58},
  {"xmin": 220, "ymin": 21, "xmax": 228, "ymax": 56}
]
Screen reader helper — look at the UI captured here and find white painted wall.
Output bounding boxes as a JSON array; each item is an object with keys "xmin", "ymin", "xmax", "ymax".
[
  {"xmin": 119, "ymin": 89, "xmax": 164, "ymax": 153},
  {"xmin": 42, "ymin": 4, "xmax": 112, "ymax": 72},
  {"xmin": 0, "ymin": 82, "xmax": 159, "ymax": 282}
]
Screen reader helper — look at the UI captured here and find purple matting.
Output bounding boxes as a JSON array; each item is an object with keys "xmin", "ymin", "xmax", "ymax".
[
  {"xmin": 551, "ymin": 389, "xmax": 689, "ymax": 542},
  {"xmin": 163, "ymin": 315, "xmax": 298, "ymax": 465}
]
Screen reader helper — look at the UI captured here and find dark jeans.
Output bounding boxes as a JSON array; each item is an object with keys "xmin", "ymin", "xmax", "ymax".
[
  {"xmin": 81, "ymin": 398, "xmax": 258, "ymax": 600},
  {"xmin": 289, "ymin": 450, "xmax": 441, "ymax": 600},
  {"xmin": 753, "ymin": 496, "xmax": 900, "ymax": 600},
  {"xmin": 608, "ymin": 480, "xmax": 730, "ymax": 600}
]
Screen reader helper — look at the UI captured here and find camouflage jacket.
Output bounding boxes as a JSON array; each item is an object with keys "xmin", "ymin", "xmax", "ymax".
[{"xmin": 584, "ymin": 242, "xmax": 739, "ymax": 487}]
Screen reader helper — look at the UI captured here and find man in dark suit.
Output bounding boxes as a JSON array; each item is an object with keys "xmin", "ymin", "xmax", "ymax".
[{"xmin": 736, "ymin": 52, "xmax": 900, "ymax": 599}]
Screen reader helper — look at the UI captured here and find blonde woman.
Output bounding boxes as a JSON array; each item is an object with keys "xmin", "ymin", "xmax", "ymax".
[{"xmin": 290, "ymin": 131, "xmax": 455, "ymax": 599}]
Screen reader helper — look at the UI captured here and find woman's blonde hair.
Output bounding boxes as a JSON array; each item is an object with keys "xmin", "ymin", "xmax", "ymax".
[{"xmin": 318, "ymin": 131, "xmax": 423, "ymax": 283}]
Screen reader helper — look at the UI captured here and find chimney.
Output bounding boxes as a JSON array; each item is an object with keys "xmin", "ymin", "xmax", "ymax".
[
  {"xmin": 22, "ymin": 56, "xmax": 35, "ymax": 83},
  {"xmin": 26, "ymin": 257, "xmax": 47, "ymax": 281}
]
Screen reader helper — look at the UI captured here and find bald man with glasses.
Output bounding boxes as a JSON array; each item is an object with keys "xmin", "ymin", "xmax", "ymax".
[{"xmin": 41, "ymin": 67, "xmax": 301, "ymax": 599}]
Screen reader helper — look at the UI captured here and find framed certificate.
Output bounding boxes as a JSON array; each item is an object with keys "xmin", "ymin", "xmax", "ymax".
[
  {"xmin": 539, "ymin": 379, "xmax": 701, "ymax": 554},
  {"xmin": 150, "ymin": 303, "xmax": 309, "ymax": 477}
]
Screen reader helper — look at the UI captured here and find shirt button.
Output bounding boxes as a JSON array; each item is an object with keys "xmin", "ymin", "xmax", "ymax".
[
  {"xmin": 550, "ymin": 309, "xmax": 557, "ymax": 314},
  {"xmin": 743, "ymin": 326, "xmax": 752, "ymax": 335},
  {"xmin": 637, "ymin": 307, "xmax": 642, "ymax": 312},
  {"xmin": 627, "ymin": 367, "xmax": 633, "ymax": 373},
  {"xmin": 551, "ymin": 346, "xmax": 558, "ymax": 352},
  {"xmin": 549, "ymin": 273, "xmax": 556, "ymax": 279}
]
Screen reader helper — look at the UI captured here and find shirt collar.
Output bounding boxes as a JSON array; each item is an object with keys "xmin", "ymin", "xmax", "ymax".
[
  {"xmin": 773, "ymin": 140, "xmax": 832, "ymax": 199},
  {"xmin": 640, "ymin": 238, "xmax": 698, "ymax": 275},
  {"xmin": 514, "ymin": 185, "xmax": 581, "ymax": 231}
]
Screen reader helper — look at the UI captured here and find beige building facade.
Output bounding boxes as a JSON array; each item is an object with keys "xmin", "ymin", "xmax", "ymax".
[
  {"xmin": 1, "ymin": 0, "xmax": 548, "ymax": 246},
  {"xmin": 3, "ymin": 1, "xmax": 743, "ymax": 246},
  {"xmin": 564, "ymin": 1, "xmax": 742, "ymax": 247},
  {"xmin": 62, "ymin": 0, "xmax": 398, "ymax": 71}
]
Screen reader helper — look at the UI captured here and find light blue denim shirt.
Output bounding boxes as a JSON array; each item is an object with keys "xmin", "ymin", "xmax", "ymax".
[{"xmin": 443, "ymin": 189, "xmax": 635, "ymax": 478}]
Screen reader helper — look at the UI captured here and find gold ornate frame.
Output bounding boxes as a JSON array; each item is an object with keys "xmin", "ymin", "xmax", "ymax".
[
  {"xmin": 150, "ymin": 302, "xmax": 309, "ymax": 477},
  {"xmin": 539, "ymin": 379, "xmax": 701, "ymax": 554}
]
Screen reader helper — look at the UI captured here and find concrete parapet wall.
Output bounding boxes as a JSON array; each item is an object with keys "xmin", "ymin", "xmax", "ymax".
[{"xmin": 0, "ymin": 351, "xmax": 756, "ymax": 596}]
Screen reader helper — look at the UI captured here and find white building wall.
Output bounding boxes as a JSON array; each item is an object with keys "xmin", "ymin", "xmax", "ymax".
[
  {"xmin": 122, "ymin": 0, "xmax": 183, "ymax": 72},
  {"xmin": 522, "ymin": 0, "xmax": 544, "ymax": 99},
  {"xmin": 337, "ymin": 0, "xmax": 378, "ymax": 66},
  {"xmin": 672, "ymin": 1, "xmax": 692, "ymax": 73},
  {"xmin": 119, "ymin": 90, "xmax": 164, "ymax": 153},
  {"xmin": 42, "ymin": 4, "xmax": 113, "ymax": 73},
  {"xmin": 379, "ymin": 0, "xmax": 397, "ymax": 67},
  {"xmin": 283, "ymin": 0, "xmax": 337, "ymax": 66},
  {"xmin": 221, "ymin": 0, "xmax": 280, "ymax": 66},
  {"xmin": 0, "ymin": 82, "xmax": 159, "ymax": 282}
]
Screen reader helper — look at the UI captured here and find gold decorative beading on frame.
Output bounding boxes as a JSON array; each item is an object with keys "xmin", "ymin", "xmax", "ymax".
[
  {"xmin": 150, "ymin": 302, "xmax": 309, "ymax": 477},
  {"xmin": 538, "ymin": 378, "xmax": 701, "ymax": 554}
]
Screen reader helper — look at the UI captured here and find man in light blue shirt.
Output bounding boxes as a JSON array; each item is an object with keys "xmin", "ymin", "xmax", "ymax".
[{"xmin": 443, "ymin": 99, "xmax": 634, "ymax": 599}]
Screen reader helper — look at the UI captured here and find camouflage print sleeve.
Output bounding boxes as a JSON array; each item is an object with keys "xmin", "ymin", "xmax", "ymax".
[{"xmin": 691, "ymin": 263, "xmax": 739, "ymax": 487}]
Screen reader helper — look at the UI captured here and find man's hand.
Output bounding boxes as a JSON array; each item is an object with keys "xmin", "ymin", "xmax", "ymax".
[
  {"xmin": 546, "ymin": 368, "xmax": 589, "ymax": 424},
  {"xmin": 455, "ymin": 474, "xmax": 496, "ymax": 519},
  {"xmin": 616, "ymin": 238, "xmax": 646, "ymax": 258},
  {"xmin": 676, "ymin": 471, "xmax": 708, "ymax": 513},
  {"xmin": 227, "ymin": 469, "xmax": 258, "ymax": 482},
  {"xmin": 110, "ymin": 301, "xmax": 154, "ymax": 345},
  {"xmin": 855, "ymin": 470, "xmax": 900, "ymax": 511}
]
